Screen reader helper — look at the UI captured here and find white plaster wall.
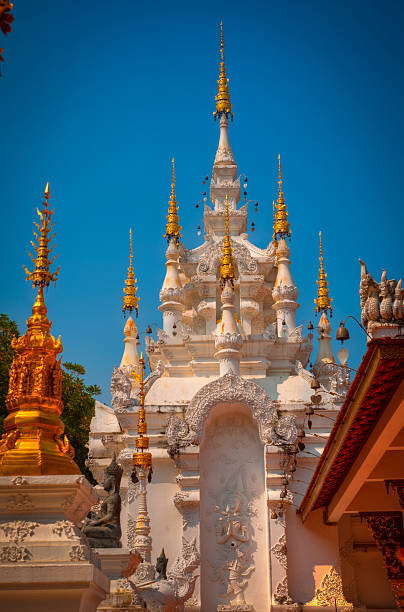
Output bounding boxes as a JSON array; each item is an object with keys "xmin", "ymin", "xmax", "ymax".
[
  {"xmin": 286, "ymin": 507, "xmax": 340, "ymax": 603},
  {"xmin": 200, "ymin": 404, "xmax": 269, "ymax": 610}
]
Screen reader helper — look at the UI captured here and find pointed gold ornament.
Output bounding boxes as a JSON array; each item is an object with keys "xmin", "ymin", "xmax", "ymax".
[
  {"xmin": 314, "ymin": 231, "xmax": 333, "ymax": 316},
  {"xmin": 132, "ymin": 353, "xmax": 152, "ymax": 471},
  {"xmin": 274, "ymin": 155, "xmax": 291, "ymax": 240},
  {"xmin": 0, "ymin": 183, "xmax": 79, "ymax": 475},
  {"xmin": 219, "ymin": 194, "xmax": 236, "ymax": 288},
  {"xmin": 122, "ymin": 228, "xmax": 139, "ymax": 317},
  {"xmin": 213, "ymin": 22, "xmax": 233, "ymax": 120},
  {"xmin": 163, "ymin": 158, "xmax": 182, "ymax": 246}
]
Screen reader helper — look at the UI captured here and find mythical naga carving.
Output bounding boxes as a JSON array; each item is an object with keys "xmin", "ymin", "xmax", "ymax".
[
  {"xmin": 166, "ymin": 373, "xmax": 298, "ymax": 449},
  {"xmin": 359, "ymin": 260, "xmax": 403, "ymax": 334},
  {"xmin": 111, "ymin": 366, "xmax": 135, "ymax": 412},
  {"xmin": 111, "ymin": 361, "xmax": 164, "ymax": 413},
  {"xmin": 134, "ymin": 536, "xmax": 200, "ymax": 612}
]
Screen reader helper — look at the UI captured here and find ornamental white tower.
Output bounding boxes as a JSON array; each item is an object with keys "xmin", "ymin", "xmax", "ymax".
[{"xmin": 89, "ymin": 23, "xmax": 350, "ymax": 612}]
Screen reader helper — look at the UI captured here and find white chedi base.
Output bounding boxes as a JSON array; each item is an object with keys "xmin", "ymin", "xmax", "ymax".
[{"xmin": 0, "ymin": 475, "xmax": 109, "ymax": 612}]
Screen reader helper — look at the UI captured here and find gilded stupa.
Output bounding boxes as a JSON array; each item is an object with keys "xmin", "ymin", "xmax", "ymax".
[{"xmin": 0, "ymin": 183, "xmax": 79, "ymax": 475}]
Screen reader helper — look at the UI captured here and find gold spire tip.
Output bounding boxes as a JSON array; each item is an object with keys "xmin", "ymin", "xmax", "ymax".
[
  {"xmin": 219, "ymin": 194, "xmax": 236, "ymax": 288},
  {"xmin": 273, "ymin": 154, "xmax": 291, "ymax": 241},
  {"xmin": 164, "ymin": 157, "xmax": 182, "ymax": 246},
  {"xmin": 24, "ymin": 184, "xmax": 60, "ymax": 290},
  {"xmin": 214, "ymin": 22, "xmax": 233, "ymax": 120},
  {"xmin": 314, "ymin": 230, "xmax": 333, "ymax": 316},
  {"xmin": 122, "ymin": 228, "xmax": 139, "ymax": 317}
]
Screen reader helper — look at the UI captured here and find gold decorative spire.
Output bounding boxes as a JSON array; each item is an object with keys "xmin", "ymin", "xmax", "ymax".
[
  {"xmin": 274, "ymin": 155, "xmax": 291, "ymax": 240},
  {"xmin": 213, "ymin": 22, "xmax": 233, "ymax": 120},
  {"xmin": 133, "ymin": 353, "xmax": 152, "ymax": 473},
  {"xmin": 164, "ymin": 158, "xmax": 182, "ymax": 246},
  {"xmin": 219, "ymin": 194, "xmax": 236, "ymax": 288},
  {"xmin": 122, "ymin": 228, "xmax": 139, "ymax": 317},
  {"xmin": 24, "ymin": 182, "xmax": 60, "ymax": 289},
  {"xmin": 0, "ymin": 183, "xmax": 79, "ymax": 475},
  {"xmin": 314, "ymin": 231, "xmax": 333, "ymax": 316},
  {"xmin": 272, "ymin": 199, "xmax": 278, "ymax": 248}
]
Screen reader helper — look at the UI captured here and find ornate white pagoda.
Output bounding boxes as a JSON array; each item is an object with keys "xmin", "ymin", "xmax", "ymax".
[{"xmin": 88, "ymin": 24, "xmax": 351, "ymax": 611}]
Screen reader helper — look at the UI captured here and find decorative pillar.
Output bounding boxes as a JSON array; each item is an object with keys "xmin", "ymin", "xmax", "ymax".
[
  {"xmin": 131, "ymin": 354, "xmax": 155, "ymax": 583},
  {"xmin": 214, "ymin": 284, "xmax": 242, "ymax": 375}
]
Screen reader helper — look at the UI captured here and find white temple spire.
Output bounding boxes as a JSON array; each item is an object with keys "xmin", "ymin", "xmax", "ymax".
[
  {"xmin": 120, "ymin": 316, "xmax": 140, "ymax": 370},
  {"xmin": 214, "ymin": 194, "xmax": 242, "ymax": 374},
  {"xmin": 272, "ymin": 157, "xmax": 298, "ymax": 337},
  {"xmin": 159, "ymin": 161, "xmax": 184, "ymax": 338}
]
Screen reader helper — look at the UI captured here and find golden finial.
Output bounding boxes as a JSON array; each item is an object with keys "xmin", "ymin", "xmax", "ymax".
[
  {"xmin": 213, "ymin": 22, "xmax": 233, "ymax": 120},
  {"xmin": 133, "ymin": 353, "xmax": 152, "ymax": 473},
  {"xmin": 272, "ymin": 199, "xmax": 278, "ymax": 248},
  {"xmin": 274, "ymin": 155, "xmax": 291, "ymax": 240},
  {"xmin": 314, "ymin": 231, "xmax": 333, "ymax": 316},
  {"xmin": 122, "ymin": 228, "xmax": 139, "ymax": 317},
  {"xmin": 24, "ymin": 182, "xmax": 60, "ymax": 289},
  {"xmin": 164, "ymin": 157, "xmax": 182, "ymax": 246},
  {"xmin": 219, "ymin": 194, "xmax": 236, "ymax": 288}
]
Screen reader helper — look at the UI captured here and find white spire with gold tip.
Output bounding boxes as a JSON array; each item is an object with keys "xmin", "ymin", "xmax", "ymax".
[
  {"xmin": 120, "ymin": 229, "xmax": 140, "ymax": 379},
  {"xmin": 272, "ymin": 157, "xmax": 299, "ymax": 337},
  {"xmin": 159, "ymin": 160, "xmax": 185, "ymax": 338},
  {"xmin": 314, "ymin": 231, "xmax": 335, "ymax": 364},
  {"xmin": 214, "ymin": 192, "xmax": 242, "ymax": 374}
]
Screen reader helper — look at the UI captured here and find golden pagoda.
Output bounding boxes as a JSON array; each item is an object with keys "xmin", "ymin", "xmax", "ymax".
[
  {"xmin": 274, "ymin": 155, "xmax": 291, "ymax": 240},
  {"xmin": 314, "ymin": 231, "xmax": 333, "ymax": 316},
  {"xmin": 163, "ymin": 157, "xmax": 182, "ymax": 246},
  {"xmin": 122, "ymin": 228, "xmax": 139, "ymax": 317},
  {"xmin": 0, "ymin": 183, "xmax": 79, "ymax": 475},
  {"xmin": 213, "ymin": 22, "xmax": 233, "ymax": 120},
  {"xmin": 219, "ymin": 194, "xmax": 237, "ymax": 288}
]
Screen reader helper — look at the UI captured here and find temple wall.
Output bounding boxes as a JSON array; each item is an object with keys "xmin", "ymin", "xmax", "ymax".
[
  {"xmin": 287, "ymin": 507, "xmax": 339, "ymax": 604},
  {"xmin": 200, "ymin": 404, "xmax": 269, "ymax": 611}
]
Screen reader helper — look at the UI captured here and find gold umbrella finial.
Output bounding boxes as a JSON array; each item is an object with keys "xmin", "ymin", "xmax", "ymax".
[
  {"xmin": 164, "ymin": 157, "xmax": 182, "ymax": 246},
  {"xmin": 314, "ymin": 231, "xmax": 333, "ymax": 316},
  {"xmin": 273, "ymin": 154, "xmax": 291, "ymax": 240},
  {"xmin": 213, "ymin": 22, "xmax": 233, "ymax": 120},
  {"xmin": 122, "ymin": 228, "xmax": 139, "ymax": 317},
  {"xmin": 219, "ymin": 194, "xmax": 236, "ymax": 288}
]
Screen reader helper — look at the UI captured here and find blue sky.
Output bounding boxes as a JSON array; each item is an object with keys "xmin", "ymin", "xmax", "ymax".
[{"xmin": 2, "ymin": 0, "xmax": 404, "ymax": 403}]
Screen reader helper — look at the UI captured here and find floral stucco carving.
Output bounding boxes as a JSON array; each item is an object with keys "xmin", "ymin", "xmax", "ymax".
[
  {"xmin": 307, "ymin": 567, "xmax": 353, "ymax": 609},
  {"xmin": 6, "ymin": 493, "xmax": 34, "ymax": 511},
  {"xmin": 273, "ymin": 576, "xmax": 294, "ymax": 605},
  {"xmin": 0, "ymin": 520, "xmax": 39, "ymax": 544},
  {"xmin": 166, "ymin": 373, "xmax": 297, "ymax": 448},
  {"xmin": 197, "ymin": 240, "xmax": 258, "ymax": 276},
  {"xmin": 271, "ymin": 533, "xmax": 287, "ymax": 570},
  {"xmin": 0, "ymin": 545, "xmax": 31, "ymax": 563}
]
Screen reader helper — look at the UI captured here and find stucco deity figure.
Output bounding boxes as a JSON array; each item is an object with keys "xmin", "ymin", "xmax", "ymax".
[
  {"xmin": 82, "ymin": 453, "xmax": 123, "ymax": 548},
  {"xmin": 215, "ymin": 490, "xmax": 253, "ymax": 605}
]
